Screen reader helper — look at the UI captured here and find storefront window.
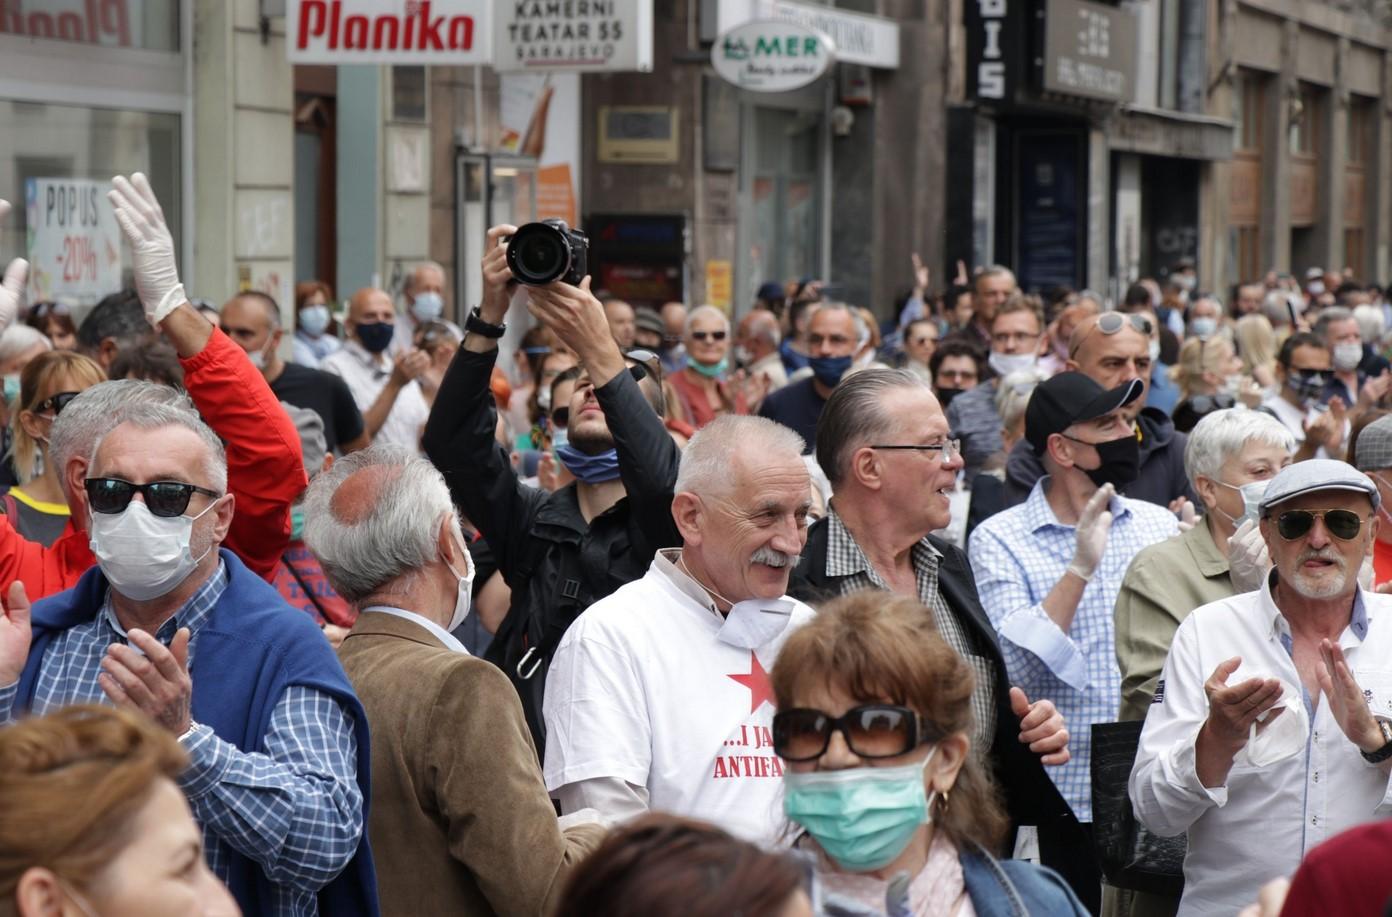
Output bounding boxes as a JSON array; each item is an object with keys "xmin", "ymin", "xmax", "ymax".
[
  {"xmin": 0, "ymin": 0, "xmax": 180, "ymax": 52},
  {"xmin": 0, "ymin": 101, "xmax": 181, "ymax": 306}
]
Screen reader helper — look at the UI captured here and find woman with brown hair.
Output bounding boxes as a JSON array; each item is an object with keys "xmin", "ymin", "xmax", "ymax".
[
  {"xmin": 24, "ymin": 303, "xmax": 76, "ymax": 352},
  {"xmin": 771, "ymin": 592, "xmax": 1087, "ymax": 916},
  {"xmin": 554, "ymin": 813, "xmax": 811, "ymax": 917},
  {"xmin": 291, "ymin": 279, "xmax": 340, "ymax": 368},
  {"xmin": 0, "ymin": 705, "xmax": 239, "ymax": 917},
  {"xmin": 3, "ymin": 350, "xmax": 105, "ymax": 546}
]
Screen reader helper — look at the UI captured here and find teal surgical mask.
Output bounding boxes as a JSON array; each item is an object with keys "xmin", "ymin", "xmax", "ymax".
[
  {"xmin": 783, "ymin": 746, "xmax": 938, "ymax": 872},
  {"xmin": 290, "ymin": 507, "xmax": 306, "ymax": 543},
  {"xmin": 3, "ymin": 374, "xmax": 18, "ymax": 405},
  {"xmin": 689, "ymin": 355, "xmax": 729, "ymax": 378}
]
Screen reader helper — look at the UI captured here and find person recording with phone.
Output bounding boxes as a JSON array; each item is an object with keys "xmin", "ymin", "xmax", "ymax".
[{"xmin": 421, "ymin": 222, "xmax": 681, "ymax": 754}]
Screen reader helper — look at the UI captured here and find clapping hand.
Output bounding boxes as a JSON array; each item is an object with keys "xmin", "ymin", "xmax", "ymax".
[
  {"xmin": 99, "ymin": 628, "xmax": 193, "ymax": 736},
  {"xmin": 1316, "ymin": 639, "xmax": 1384, "ymax": 753},
  {"xmin": 0, "ymin": 582, "xmax": 32, "ymax": 687},
  {"xmin": 1069, "ymin": 484, "xmax": 1115, "ymax": 580},
  {"xmin": 1200, "ymin": 657, "xmax": 1284, "ymax": 755},
  {"xmin": 0, "ymin": 200, "xmax": 27, "ymax": 336}
]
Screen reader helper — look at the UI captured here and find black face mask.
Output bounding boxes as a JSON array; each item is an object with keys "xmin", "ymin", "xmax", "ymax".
[
  {"xmin": 937, "ymin": 387, "xmax": 965, "ymax": 409},
  {"xmin": 1080, "ymin": 433, "xmax": 1140, "ymax": 489}
]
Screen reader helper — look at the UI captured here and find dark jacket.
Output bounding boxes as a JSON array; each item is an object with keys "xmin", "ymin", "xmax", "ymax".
[
  {"xmin": 421, "ymin": 348, "xmax": 681, "ymax": 755},
  {"xmin": 789, "ymin": 521, "xmax": 1099, "ymax": 914},
  {"xmin": 17, "ymin": 550, "xmax": 379, "ymax": 917},
  {"xmin": 1002, "ymin": 406, "xmax": 1195, "ymax": 512}
]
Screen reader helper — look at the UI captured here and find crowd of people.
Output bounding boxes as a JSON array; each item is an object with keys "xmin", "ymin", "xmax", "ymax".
[{"xmin": 0, "ymin": 177, "xmax": 1388, "ymax": 917}]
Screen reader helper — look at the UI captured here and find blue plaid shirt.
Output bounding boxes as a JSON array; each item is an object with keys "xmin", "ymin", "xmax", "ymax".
[
  {"xmin": 0, "ymin": 563, "xmax": 362, "ymax": 916},
  {"xmin": 967, "ymin": 478, "xmax": 1179, "ymax": 821}
]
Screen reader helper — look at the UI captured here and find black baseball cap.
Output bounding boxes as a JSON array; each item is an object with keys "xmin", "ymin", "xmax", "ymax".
[{"xmin": 1025, "ymin": 373, "xmax": 1144, "ymax": 455}]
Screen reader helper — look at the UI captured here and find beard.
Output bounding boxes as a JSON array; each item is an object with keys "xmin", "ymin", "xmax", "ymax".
[
  {"xmin": 1286, "ymin": 548, "xmax": 1352, "ymax": 599},
  {"xmin": 567, "ymin": 425, "xmax": 615, "ymax": 455}
]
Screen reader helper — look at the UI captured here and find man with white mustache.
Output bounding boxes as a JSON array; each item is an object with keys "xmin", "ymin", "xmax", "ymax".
[
  {"xmin": 1133, "ymin": 460, "xmax": 1392, "ymax": 916},
  {"xmin": 543, "ymin": 414, "xmax": 816, "ymax": 842}
]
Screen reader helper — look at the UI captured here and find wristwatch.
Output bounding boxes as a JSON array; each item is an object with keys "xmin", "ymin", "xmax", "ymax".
[
  {"xmin": 465, "ymin": 306, "xmax": 507, "ymax": 339},
  {"xmin": 1361, "ymin": 718, "xmax": 1392, "ymax": 763}
]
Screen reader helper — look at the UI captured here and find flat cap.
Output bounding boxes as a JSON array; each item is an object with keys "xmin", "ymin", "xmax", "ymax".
[
  {"xmin": 634, "ymin": 308, "xmax": 664, "ymax": 335},
  {"xmin": 1354, "ymin": 414, "xmax": 1392, "ymax": 472},
  {"xmin": 1257, "ymin": 459, "xmax": 1380, "ymax": 514}
]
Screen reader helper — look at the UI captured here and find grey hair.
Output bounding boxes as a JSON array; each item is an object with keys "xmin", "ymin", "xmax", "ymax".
[
  {"xmin": 994, "ymin": 367, "xmax": 1048, "ymax": 433},
  {"xmin": 816, "ymin": 368, "xmax": 929, "ymax": 486},
  {"xmin": 1313, "ymin": 306, "xmax": 1354, "ymax": 340},
  {"xmin": 87, "ymin": 398, "xmax": 228, "ymax": 494},
  {"xmin": 1353, "ymin": 304, "xmax": 1385, "ymax": 343},
  {"xmin": 1262, "ymin": 291, "xmax": 1301, "ymax": 326},
  {"xmin": 0, "ymin": 325, "xmax": 51, "ymax": 366},
  {"xmin": 50, "ymin": 380, "xmax": 200, "ymax": 497},
  {"xmin": 302, "ymin": 443, "xmax": 458, "ymax": 603},
  {"xmin": 405, "ymin": 260, "xmax": 446, "ymax": 294},
  {"xmin": 809, "ymin": 301, "xmax": 870, "ymax": 349},
  {"xmin": 684, "ymin": 304, "xmax": 731, "ymax": 336},
  {"xmin": 676, "ymin": 415, "xmax": 805, "ymax": 496},
  {"xmin": 1183, "ymin": 407, "xmax": 1296, "ymax": 488}
]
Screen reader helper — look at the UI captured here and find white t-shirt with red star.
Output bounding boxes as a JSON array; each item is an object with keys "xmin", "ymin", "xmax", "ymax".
[{"xmin": 543, "ymin": 550, "xmax": 816, "ymax": 844}]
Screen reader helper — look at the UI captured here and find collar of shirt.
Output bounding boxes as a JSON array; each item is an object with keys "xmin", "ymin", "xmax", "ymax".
[
  {"xmin": 824, "ymin": 506, "xmax": 941, "ymax": 584},
  {"xmin": 360, "ymin": 605, "xmax": 470, "ymax": 654},
  {"xmin": 343, "ymin": 338, "xmax": 390, "ymax": 374},
  {"xmin": 1261, "ymin": 571, "xmax": 1370, "ymax": 645},
  {"xmin": 1023, "ymin": 475, "xmax": 1132, "ymax": 535},
  {"xmin": 100, "ymin": 561, "xmax": 229, "ymax": 659},
  {"xmin": 1187, "ymin": 518, "xmax": 1231, "ymax": 577},
  {"xmin": 653, "ymin": 549, "xmax": 723, "ymax": 621}
]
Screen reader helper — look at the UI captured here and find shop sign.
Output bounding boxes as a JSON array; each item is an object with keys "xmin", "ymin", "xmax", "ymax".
[
  {"xmin": 288, "ymin": 0, "xmax": 489, "ymax": 64},
  {"xmin": 711, "ymin": 20, "xmax": 834, "ymax": 93},
  {"xmin": 0, "ymin": 0, "xmax": 135, "ymax": 46},
  {"xmin": 24, "ymin": 178, "xmax": 122, "ymax": 307},
  {"xmin": 965, "ymin": 0, "xmax": 1024, "ymax": 101},
  {"xmin": 494, "ymin": 0, "xmax": 653, "ymax": 73},
  {"xmin": 714, "ymin": 0, "xmax": 898, "ymax": 69},
  {"xmin": 1041, "ymin": 0, "xmax": 1138, "ymax": 104},
  {"xmin": 705, "ymin": 260, "xmax": 732, "ymax": 310}
]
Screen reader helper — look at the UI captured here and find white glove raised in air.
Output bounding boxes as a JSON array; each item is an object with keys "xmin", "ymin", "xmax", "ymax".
[
  {"xmin": 0, "ymin": 200, "xmax": 27, "ymax": 337},
  {"xmin": 1068, "ymin": 483, "xmax": 1115, "ymax": 581},
  {"xmin": 107, "ymin": 173, "xmax": 186, "ymax": 325},
  {"xmin": 1226, "ymin": 518, "xmax": 1271, "ymax": 594}
]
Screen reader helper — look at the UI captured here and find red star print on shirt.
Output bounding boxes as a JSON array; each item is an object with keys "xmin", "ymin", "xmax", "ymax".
[{"xmin": 727, "ymin": 651, "xmax": 775, "ymax": 714}]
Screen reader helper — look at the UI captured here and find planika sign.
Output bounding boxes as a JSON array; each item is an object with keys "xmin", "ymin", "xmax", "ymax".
[{"xmin": 711, "ymin": 20, "xmax": 835, "ymax": 93}]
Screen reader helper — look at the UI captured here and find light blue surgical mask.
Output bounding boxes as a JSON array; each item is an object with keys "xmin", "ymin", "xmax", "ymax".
[
  {"xmin": 783, "ymin": 746, "xmax": 938, "ymax": 873},
  {"xmin": 1190, "ymin": 317, "xmax": 1218, "ymax": 339},
  {"xmin": 554, "ymin": 442, "xmax": 621, "ymax": 484},
  {"xmin": 2, "ymin": 374, "xmax": 18, "ymax": 406},
  {"xmin": 410, "ymin": 291, "xmax": 444, "ymax": 324},
  {"xmin": 299, "ymin": 304, "xmax": 331, "ymax": 337},
  {"xmin": 1216, "ymin": 478, "xmax": 1269, "ymax": 527}
]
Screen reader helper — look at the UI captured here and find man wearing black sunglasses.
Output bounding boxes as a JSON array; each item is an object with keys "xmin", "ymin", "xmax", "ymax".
[
  {"xmin": 422, "ymin": 224, "xmax": 681, "ymax": 754},
  {"xmin": 1133, "ymin": 460, "xmax": 1392, "ymax": 917}
]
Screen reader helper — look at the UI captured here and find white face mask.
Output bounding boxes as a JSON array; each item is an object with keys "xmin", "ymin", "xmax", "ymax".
[
  {"xmin": 410, "ymin": 291, "xmax": 444, "ymax": 324},
  {"xmin": 1149, "ymin": 340, "xmax": 1162, "ymax": 364},
  {"xmin": 442, "ymin": 525, "xmax": 475, "ymax": 633},
  {"xmin": 1190, "ymin": 316, "xmax": 1218, "ymax": 339},
  {"xmin": 246, "ymin": 337, "xmax": 273, "ymax": 370},
  {"xmin": 988, "ymin": 350, "xmax": 1036, "ymax": 378},
  {"xmin": 537, "ymin": 385, "xmax": 552, "ymax": 412},
  {"xmin": 1239, "ymin": 677, "xmax": 1309, "ymax": 767},
  {"xmin": 1333, "ymin": 341, "xmax": 1363, "ymax": 372},
  {"xmin": 89, "ymin": 500, "xmax": 217, "ymax": 601}
]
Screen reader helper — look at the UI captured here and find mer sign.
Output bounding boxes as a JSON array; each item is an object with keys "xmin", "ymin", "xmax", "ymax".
[{"xmin": 711, "ymin": 20, "xmax": 835, "ymax": 93}]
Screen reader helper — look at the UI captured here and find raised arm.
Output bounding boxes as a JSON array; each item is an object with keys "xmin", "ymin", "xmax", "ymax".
[{"xmin": 108, "ymin": 174, "xmax": 305, "ymax": 580}]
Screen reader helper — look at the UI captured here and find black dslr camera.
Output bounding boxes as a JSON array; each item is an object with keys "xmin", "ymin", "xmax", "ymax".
[{"xmin": 505, "ymin": 219, "xmax": 589, "ymax": 286}]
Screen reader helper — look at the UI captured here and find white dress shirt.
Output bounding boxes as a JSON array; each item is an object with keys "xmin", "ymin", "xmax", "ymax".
[
  {"xmin": 320, "ymin": 339, "xmax": 430, "ymax": 453},
  {"xmin": 1130, "ymin": 575, "xmax": 1392, "ymax": 916},
  {"xmin": 360, "ymin": 606, "xmax": 469, "ymax": 655}
]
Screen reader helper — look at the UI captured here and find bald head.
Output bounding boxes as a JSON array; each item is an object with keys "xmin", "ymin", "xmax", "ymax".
[
  {"xmin": 660, "ymin": 302, "xmax": 687, "ymax": 339},
  {"xmin": 349, "ymin": 288, "xmax": 395, "ymax": 325},
  {"xmin": 1067, "ymin": 313, "xmax": 1153, "ymax": 415},
  {"xmin": 329, "ymin": 462, "xmax": 401, "ymax": 526}
]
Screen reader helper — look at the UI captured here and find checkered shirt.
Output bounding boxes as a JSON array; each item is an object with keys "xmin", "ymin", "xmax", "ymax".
[
  {"xmin": 967, "ymin": 477, "xmax": 1179, "ymax": 821},
  {"xmin": 0, "ymin": 563, "xmax": 362, "ymax": 916},
  {"xmin": 825, "ymin": 509, "xmax": 999, "ymax": 749}
]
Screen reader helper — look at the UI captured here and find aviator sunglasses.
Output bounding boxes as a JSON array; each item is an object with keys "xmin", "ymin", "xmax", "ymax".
[
  {"xmin": 772, "ymin": 704, "xmax": 931, "ymax": 762},
  {"xmin": 84, "ymin": 478, "xmax": 220, "ymax": 518},
  {"xmin": 1274, "ymin": 508, "xmax": 1367, "ymax": 541}
]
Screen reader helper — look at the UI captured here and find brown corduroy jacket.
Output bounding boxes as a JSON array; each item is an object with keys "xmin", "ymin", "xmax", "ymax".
[{"xmin": 338, "ymin": 611, "xmax": 605, "ymax": 916}]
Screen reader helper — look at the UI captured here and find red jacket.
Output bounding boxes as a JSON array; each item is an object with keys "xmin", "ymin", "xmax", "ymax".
[{"xmin": 0, "ymin": 328, "xmax": 306, "ymax": 598}]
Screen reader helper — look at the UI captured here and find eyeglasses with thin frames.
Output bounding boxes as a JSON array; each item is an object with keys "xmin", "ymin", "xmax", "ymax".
[{"xmin": 868, "ymin": 439, "xmax": 961, "ymax": 464}]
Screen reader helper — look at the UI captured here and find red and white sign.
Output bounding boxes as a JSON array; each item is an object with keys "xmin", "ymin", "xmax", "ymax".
[
  {"xmin": 24, "ymin": 178, "xmax": 122, "ymax": 307},
  {"xmin": 0, "ymin": 0, "xmax": 135, "ymax": 47},
  {"xmin": 288, "ymin": 0, "xmax": 490, "ymax": 64}
]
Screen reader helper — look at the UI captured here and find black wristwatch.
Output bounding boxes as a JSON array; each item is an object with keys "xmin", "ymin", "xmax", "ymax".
[
  {"xmin": 1361, "ymin": 719, "xmax": 1392, "ymax": 763},
  {"xmin": 465, "ymin": 306, "xmax": 507, "ymax": 339}
]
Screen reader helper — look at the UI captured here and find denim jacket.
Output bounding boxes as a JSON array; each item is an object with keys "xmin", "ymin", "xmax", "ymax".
[{"xmin": 816, "ymin": 844, "xmax": 1088, "ymax": 917}]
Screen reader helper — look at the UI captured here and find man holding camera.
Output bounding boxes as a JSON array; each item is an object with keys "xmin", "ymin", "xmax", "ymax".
[{"xmin": 422, "ymin": 224, "xmax": 681, "ymax": 753}]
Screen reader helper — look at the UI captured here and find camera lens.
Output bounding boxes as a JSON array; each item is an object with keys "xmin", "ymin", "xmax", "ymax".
[{"xmin": 507, "ymin": 223, "xmax": 570, "ymax": 285}]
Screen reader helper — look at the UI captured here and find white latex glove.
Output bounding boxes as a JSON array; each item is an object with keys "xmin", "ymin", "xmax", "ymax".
[
  {"xmin": 1069, "ymin": 483, "xmax": 1115, "ymax": 580},
  {"xmin": 0, "ymin": 200, "xmax": 26, "ymax": 337},
  {"xmin": 1227, "ymin": 518, "xmax": 1270, "ymax": 593},
  {"xmin": 107, "ymin": 173, "xmax": 185, "ymax": 325}
]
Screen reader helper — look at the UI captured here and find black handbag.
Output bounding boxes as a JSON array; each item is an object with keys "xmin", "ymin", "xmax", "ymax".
[{"xmin": 1090, "ymin": 720, "xmax": 1187, "ymax": 897}]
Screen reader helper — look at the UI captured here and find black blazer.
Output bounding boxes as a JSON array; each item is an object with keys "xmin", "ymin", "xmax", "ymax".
[{"xmin": 789, "ymin": 517, "xmax": 1100, "ymax": 914}]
